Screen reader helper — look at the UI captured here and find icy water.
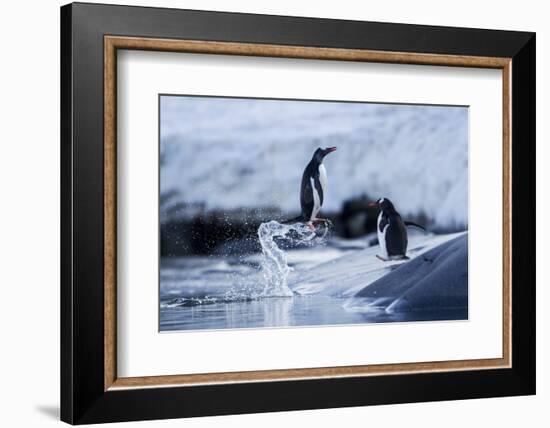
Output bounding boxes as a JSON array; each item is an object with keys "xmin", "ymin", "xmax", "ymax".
[
  {"xmin": 159, "ymin": 222, "xmax": 467, "ymax": 332},
  {"xmin": 160, "ymin": 294, "xmax": 466, "ymax": 332}
]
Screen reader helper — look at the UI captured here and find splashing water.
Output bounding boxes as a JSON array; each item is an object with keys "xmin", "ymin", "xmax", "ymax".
[
  {"xmin": 257, "ymin": 220, "xmax": 330, "ymax": 297},
  {"xmin": 220, "ymin": 220, "xmax": 330, "ymax": 301}
]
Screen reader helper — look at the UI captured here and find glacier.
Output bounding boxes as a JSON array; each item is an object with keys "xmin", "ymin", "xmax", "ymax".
[{"xmin": 160, "ymin": 96, "xmax": 468, "ymax": 230}]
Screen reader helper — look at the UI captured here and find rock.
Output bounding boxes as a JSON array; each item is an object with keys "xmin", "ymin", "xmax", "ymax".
[{"xmin": 355, "ymin": 234, "xmax": 468, "ymax": 313}]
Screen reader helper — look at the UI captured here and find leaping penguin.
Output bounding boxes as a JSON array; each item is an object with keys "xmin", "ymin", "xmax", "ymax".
[
  {"xmin": 369, "ymin": 197, "xmax": 426, "ymax": 261},
  {"xmin": 296, "ymin": 146, "xmax": 337, "ymax": 229}
]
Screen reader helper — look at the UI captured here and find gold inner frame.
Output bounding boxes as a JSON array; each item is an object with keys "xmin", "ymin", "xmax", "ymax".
[{"xmin": 104, "ymin": 35, "xmax": 512, "ymax": 391}]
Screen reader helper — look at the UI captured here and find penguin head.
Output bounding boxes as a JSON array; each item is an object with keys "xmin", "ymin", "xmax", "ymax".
[
  {"xmin": 370, "ymin": 197, "xmax": 396, "ymax": 212},
  {"xmin": 313, "ymin": 146, "xmax": 337, "ymax": 163}
]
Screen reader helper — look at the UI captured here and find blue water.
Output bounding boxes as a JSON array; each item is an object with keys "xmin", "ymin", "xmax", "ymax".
[
  {"xmin": 160, "ymin": 225, "xmax": 468, "ymax": 332},
  {"xmin": 160, "ymin": 294, "xmax": 466, "ymax": 332}
]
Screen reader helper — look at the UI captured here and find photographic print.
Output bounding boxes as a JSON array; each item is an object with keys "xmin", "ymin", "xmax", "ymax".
[{"xmin": 159, "ymin": 95, "xmax": 468, "ymax": 332}]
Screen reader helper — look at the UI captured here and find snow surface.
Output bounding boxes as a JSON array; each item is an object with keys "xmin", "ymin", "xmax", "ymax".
[
  {"xmin": 160, "ymin": 96, "xmax": 468, "ymax": 229},
  {"xmin": 289, "ymin": 232, "xmax": 464, "ymax": 298}
]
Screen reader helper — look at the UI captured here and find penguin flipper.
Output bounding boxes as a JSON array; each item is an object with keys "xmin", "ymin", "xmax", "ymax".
[
  {"xmin": 378, "ymin": 214, "xmax": 389, "ymax": 233},
  {"xmin": 300, "ymin": 174, "xmax": 315, "ymax": 220},
  {"xmin": 404, "ymin": 221, "xmax": 427, "ymax": 231}
]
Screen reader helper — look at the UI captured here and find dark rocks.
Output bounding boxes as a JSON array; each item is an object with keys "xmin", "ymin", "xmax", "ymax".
[{"xmin": 355, "ymin": 234, "xmax": 468, "ymax": 313}]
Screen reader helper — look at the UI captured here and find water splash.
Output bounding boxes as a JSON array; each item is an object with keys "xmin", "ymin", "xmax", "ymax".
[{"xmin": 257, "ymin": 220, "xmax": 330, "ymax": 297}]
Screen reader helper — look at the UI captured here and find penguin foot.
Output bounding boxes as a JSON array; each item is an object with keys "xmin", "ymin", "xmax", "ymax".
[
  {"xmin": 390, "ymin": 255, "xmax": 409, "ymax": 261},
  {"xmin": 312, "ymin": 218, "xmax": 333, "ymax": 227},
  {"xmin": 376, "ymin": 254, "xmax": 409, "ymax": 262}
]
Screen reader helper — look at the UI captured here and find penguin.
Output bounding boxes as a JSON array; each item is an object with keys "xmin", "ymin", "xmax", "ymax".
[
  {"xmin": 297, "ymin": 146, "xmax": 337, "ymax": 228},
  {"xmin": 369, "ymin": 197, "xmax": 425, "ymax": 261}
]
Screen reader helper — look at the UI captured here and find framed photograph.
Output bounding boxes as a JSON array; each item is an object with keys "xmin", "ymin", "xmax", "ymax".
[{"xmin": 60, "ymin": 2, "xmax": 535, "ymax": 424}]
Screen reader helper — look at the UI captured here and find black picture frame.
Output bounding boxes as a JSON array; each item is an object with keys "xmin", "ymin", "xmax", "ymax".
[{"xmin": 61, "ymin": 2, "xmax": 535, "ymax": 424}]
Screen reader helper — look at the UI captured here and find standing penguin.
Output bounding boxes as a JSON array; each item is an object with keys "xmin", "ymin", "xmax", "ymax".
[
  {"xmin": 298, "ymin": 146, "xmax": 337, "ymax": 228},
  {"xmin": 369, "ymin": 197, "xmax": 425, "ymax": 261}
]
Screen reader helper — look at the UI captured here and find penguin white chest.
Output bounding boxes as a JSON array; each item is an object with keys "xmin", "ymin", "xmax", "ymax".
[
  {"xmin": 377, "ymin": 212, "xmax": 389, "ymax": 258},
  {"xmin": 310, "ymin": 164, "xmax": 327, "ymax": 221},
  {"xmin": 310, "ymin": 177, "xmax": 321, "ymax": 220},
  {"xmin": 318, "ymin": 164, "xmax": 328, "ymax": 196}
]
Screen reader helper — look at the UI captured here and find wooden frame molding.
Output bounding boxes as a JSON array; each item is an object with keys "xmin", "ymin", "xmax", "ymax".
[{"xmin": 104, "ymin": 35, "xmax": 512, "ymax": 391}]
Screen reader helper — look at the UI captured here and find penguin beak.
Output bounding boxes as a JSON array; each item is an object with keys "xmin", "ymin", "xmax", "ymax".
[
  {"xmin": 325, "ymin": 147, "xmax": 337, "ymax": 154},
  {"xmin": 368, "ymin": 201, "xmax": 378, "ymax": 207}
]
